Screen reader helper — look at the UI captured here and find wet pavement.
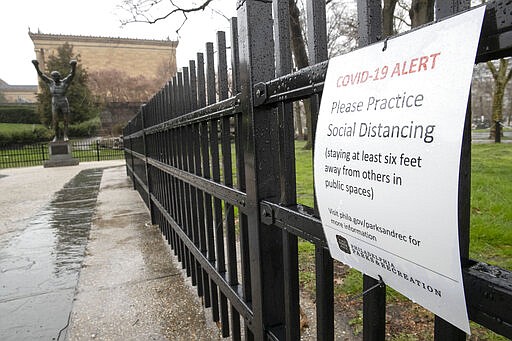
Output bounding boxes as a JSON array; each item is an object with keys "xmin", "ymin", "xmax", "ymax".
[
  {"xmin": 67, "ymin": 165, "xmax": 221, "ymax": 340},
  {"xmin": 0, "ymin": 162, "xmax": 221, "ymax": 341},
  {"xmin": 0, "ymin": 168, "xmax": 103, "ymax": 340}
]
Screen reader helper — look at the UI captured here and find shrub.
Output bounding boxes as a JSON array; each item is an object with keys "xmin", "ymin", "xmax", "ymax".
[
  {"xmin": 68, "ymin": 117, "xmax": 101, "ymax": 137},
  {"xmin": 0, "ymin": 104, "xmax": 39, "ymax": 124},
  {"xmin": 0, "ymin": 125, "xmax": 52, "ymax": 147}
]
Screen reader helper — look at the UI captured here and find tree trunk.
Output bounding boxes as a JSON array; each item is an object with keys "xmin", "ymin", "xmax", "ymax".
[
  {"xmin": 289, "ymin": 0, "xmax": 309, "ymax": 69},
  {"xmin": 294, "ymin": 101, "xmax": 304, "ymax": 140},
  {"xmin": 487, "ymin": 59, "xmax": 512, "ymax": 139},
  {"xmin": 409, "ymin": 0, "xmax": 434, "ymax": 28},
  {"xmin": 382, "ymin": 0, "xmax": 398, "ymax": 37},
  {"xmin": 289, "ymin": 0, "xmax": 313, "ymax": 149}
]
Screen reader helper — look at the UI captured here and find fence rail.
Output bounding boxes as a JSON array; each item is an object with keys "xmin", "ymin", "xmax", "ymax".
[
  {"xmin": 0, "ymin": 138, "xmax": 124, "ymax": 168},
  {"xmin": 124, "ymin": 1, "xmax": 512, "ymax": 340}
]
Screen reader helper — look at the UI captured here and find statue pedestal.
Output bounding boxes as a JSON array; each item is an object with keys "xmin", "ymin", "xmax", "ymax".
[{"xmin": 43, "ymin": 141, "xmax": 79, "ymax": 168}]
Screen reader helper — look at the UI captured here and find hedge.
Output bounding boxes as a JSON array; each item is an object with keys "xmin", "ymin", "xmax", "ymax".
[
  {"xmin": 0, "ymin": 104, "xmax": 39, "ymax": 124},
  {"xmin": 0, "ymin": 126, "xmax": 51, "ymax": 147},
  {"xmin": 0, "ymin": 117, "xmax": 101, "ymax": 146}
]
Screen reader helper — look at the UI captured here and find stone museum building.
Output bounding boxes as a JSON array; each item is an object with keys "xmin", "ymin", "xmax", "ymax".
[
  {"xmin": 27, "ymin": 31, "xmax": 179, "ymax": 133},
  {"xmin": 29, "ymin": 31, "xmax": 178, "ymax": 83},
  {"xmin": 0, "ymin": 79, "xmax": 37, "ymax": 103}
]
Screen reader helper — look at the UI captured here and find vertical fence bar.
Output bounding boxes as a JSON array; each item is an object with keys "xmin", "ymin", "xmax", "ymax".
[
  {"xmin": 197, "ymin": 50, "xmax": 220, "ymax": 323},
  {"xmin": 167, "ymin": 80, "xmax": 177, "ymax": 250},
  {"xmin": 218, "ymin": 28, "xmax": 241, "ymax": 339},
  {"xmin": 357, "ymin": 0, "xmax": 382, "ymax": 48},
  {"xmin": 231, "ymin": 15, "xmax": 253, "ymax": 339},
  {"xmin": 176, "ymin": 74, "xmax": 188, "ymax": 271},
  {"xmin": 197, "ymin": 53, "xmax": 207, "ymax": 108},
  {"xmin": 185, "ymin": 124, "xmax": 199, "ymax": 289},
  {"xmin": 189, "ymin": 59, "xmax": 207, "ymax": 302},
  {"xmin": 434, "ymin": 1, "xmax": 470, "ymax": 340},
  {"xmin": 193, "ymin": 120, "xmax": 209, "ymax": 301},
  {"xmin": 217, "ymin": 31, "xmax": 229, "ymax": 100},
  {"xmin": 176, "ymin": 75, "xmax": 188, "ymax": 273},
  {"xmin": 355, "ymin": 1, "xmax": 386, "ymax": 340},
  {"xmin": 238, "ymin": 0, "xmax": 284, "ymax": 339},
  {"xmin": 206, "ymin": 40, "xmax": 229, "ymax": 336},
  {"xmin": 201, "ymin": 119, "xmax": 218, "ymax": 317},
  {"xmin": 273, "ymin": 0, "xmax": 300, "ymax": 339},
  {"xmin": 179, "ymin": 126, "xmax": 191, "ymax": 275},
  {"xmin": 130, "ymin": 118, "xmax": 137, "ymax": 189},
  {"xmin": 141, "ymin": 104, "xmax": 155, "ymax": 225},
  {"xmin": 230, "ymin": 18, "xmax": 241, "ymax": 95},
  {"xmin": 183, "ymin": 67, "xmax": 191, "ymax": 114},
  {"xmin": 304, "ymin": 0, "xmax": 335, "ymax": 339},
  {"xmin": 189, "ymin": 60, "xmax": 198, "ymax": 111},
  {"xmin": 184, "ymin": 67, "xmax": 201, "ymax": 293},
  {"xmin": 210, "ymin": 117, "xmax": 229, "ymax": 337},
  {"xmin": 206, "ymin": 42, "xmax": 216, "ymax": 105},
  {"xmin": 230, "ymin": 12, "xmax": 251, "ymax": 300},
  {"xmin": 171, "ymin": 124, "xmax": 182, "ymax": 261}
]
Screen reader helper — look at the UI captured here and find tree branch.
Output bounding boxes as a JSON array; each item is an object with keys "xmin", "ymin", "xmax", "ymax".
[
  {"xmin": 120, "ymin": 0, "xmax": 215, "ymax": 28},
  {"xmin": 486, "ymin": 60, "xmax": 499, "ymax": 80}
]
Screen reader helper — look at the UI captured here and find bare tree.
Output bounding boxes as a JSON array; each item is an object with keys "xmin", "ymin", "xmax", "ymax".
[
  {"xmin": 326, "ymin": 0, "xmax": 358, "ymax": 57},
  {"xmin": 89, "ymin": 69, "xmax": 163, "ymax": 103},
  {"xmin": 472, "ymin": 63, "xmax": 495, "ymax": 126},
  {"xmin": 486, "ymin": 58, "xmax": 512, "ymax": 138}
]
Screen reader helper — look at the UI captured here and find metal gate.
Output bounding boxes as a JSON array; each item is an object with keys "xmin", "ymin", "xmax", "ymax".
[{"xmin": 123, "ymin": 0, "xmax": 512, "ymax": 339}]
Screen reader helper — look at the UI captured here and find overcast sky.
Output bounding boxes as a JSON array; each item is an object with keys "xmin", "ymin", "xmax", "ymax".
[{"xmin": 0, "ymin": 0, "xmax": 236, "ymax": 85}]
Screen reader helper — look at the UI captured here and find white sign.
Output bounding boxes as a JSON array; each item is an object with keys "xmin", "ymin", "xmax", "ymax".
[{"xmin": 314, "ymin": 7, "xmax": 486, "ymax": 334}]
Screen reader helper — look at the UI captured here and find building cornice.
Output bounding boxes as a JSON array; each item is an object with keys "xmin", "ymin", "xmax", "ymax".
[{"xmin": 29, "ymin": 32, "xmax": 179, "ymax": 48}]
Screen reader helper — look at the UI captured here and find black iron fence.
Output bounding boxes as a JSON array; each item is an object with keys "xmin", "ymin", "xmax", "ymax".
[
  {"xmin": 123, "ymin": 1, "xmax": 512, "ymax": 340},
  {"xmin": 0, "ymin": 138, "xmax": 124, "ymax": 169}
]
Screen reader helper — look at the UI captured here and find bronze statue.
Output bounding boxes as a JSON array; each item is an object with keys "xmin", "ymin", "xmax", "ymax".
[{"xmin": 32, "ymin": 59, "xmax": 77, "ymax": 141}]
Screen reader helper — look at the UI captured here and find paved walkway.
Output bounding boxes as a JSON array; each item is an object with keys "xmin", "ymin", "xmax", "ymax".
[{"xmin": 0, "ymin": 161, "xmax": 221, "ymax": 340}]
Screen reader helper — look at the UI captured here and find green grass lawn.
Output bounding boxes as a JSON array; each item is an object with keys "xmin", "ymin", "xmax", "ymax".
[
  {"xmin": 470, "ymin": 144, "xmax": 512, "ymax": 269},
  {"xmin": 0, "ymin": 123, "xmax": 48, "ymax": 134},
  {"xmin": 295, "ymin": 141, "xmax": 511, "ymax": 339},
  {"xmin": 294, "ymin": 140, "xmax": 511, "ymax": 270}
]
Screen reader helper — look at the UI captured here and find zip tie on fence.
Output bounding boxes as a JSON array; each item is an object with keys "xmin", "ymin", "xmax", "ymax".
[
  {"xmin": 382, "ymin": 37, "xmax": 389, "ymax": 52},
  {"xmin": 347, "ymin": 275, "xmax": 385, "ymax": 302}
]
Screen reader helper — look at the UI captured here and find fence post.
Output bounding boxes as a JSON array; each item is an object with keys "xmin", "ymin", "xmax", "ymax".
[
  {"xmin": 96, "ymin": 140, "xmax": 100, "ymax": 161},
  {"xmin": 238, "ymin": 0, "xmax": 285, "ymax": 339},
  {"xmin": 41, "ymin": 143, "xmax": 46, "ymax": 161}
]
